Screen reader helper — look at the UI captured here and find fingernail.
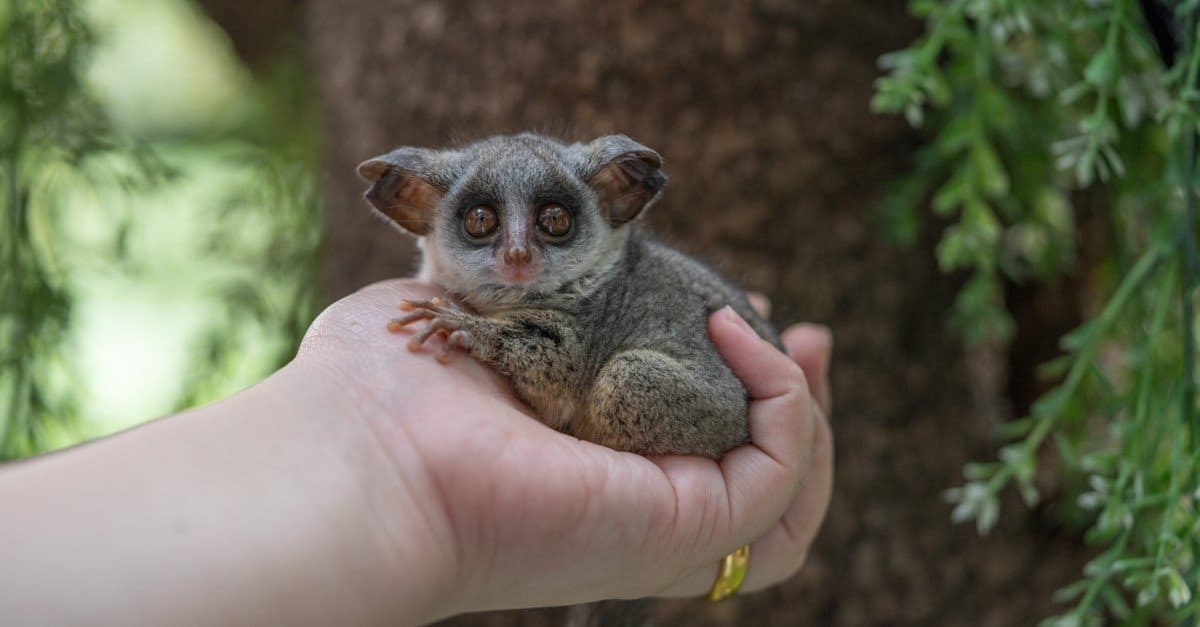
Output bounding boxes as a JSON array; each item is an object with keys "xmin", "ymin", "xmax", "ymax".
[{"xmin": 721, "ymin": 306, "xmax": 757, "ymax": 339}]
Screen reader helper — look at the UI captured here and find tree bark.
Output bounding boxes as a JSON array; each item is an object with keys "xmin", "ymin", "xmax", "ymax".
[
  {"xmin": 304, "ymin": 1, "xmax": 1088, "ymax": 625},
  {"xmin": 194, "ymin": 0, "xmax": 301, "ymax": 70}
]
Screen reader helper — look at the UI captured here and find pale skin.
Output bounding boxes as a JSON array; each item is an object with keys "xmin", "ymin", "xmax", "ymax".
[{"xmin": 0, "ymin": 279, "xmax": 833, "ymax": 626}]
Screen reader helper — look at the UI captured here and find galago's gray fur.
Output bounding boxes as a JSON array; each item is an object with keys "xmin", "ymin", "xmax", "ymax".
[{"xmin": 358, "ymin": 133, "xmax": 781, "ymax": 460}]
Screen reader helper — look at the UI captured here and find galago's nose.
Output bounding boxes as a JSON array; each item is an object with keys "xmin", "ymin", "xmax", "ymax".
[{"xmin": 505, "ymin": 245, "xmax": 532, "ymax": 266}]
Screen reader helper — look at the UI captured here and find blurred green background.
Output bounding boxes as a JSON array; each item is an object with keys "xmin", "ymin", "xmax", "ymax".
[{"xmin": 1, "ymin": 0, "xmax": 320, "ymax": 457}]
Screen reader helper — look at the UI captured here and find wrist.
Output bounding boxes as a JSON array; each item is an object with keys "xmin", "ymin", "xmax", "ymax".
[{"xmin": 276, "ymin": 356, "xmax": 462, "ymax": 624}]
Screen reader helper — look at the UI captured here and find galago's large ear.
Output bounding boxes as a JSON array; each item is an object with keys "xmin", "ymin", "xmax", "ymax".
[
  {"xmin": 582, "ymin": 135, "xmax": 666, "ymax": 224},
  {"xmin": 356, "ymin": 148, "xmax": 446, "ymax": 236}
]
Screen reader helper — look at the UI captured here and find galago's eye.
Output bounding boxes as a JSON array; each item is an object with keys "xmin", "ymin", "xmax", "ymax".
[
  {"xmin": 464, "ymin": 205, "xmax": 499, "ymax": 238},
  {"xmin": 536, "ymin": 203, "xmax": 571, "ymax": 237}
]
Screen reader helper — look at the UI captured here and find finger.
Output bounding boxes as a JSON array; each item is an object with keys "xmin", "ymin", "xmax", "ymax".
[
  {"xmin": 746, "ymin": 292, "xmax": 771, "ymax": 319},
  {"xmin": 646, "ymin": 308, "xmax": 814, "ymax": 575},
  {"xmin": 708, "ymin": 306, "xmax": 815, "ymax": 470},
  {"xmin": 782, "ymin": 323, "xmax": 833, "ymax": 416},
  {"xmin": 741, "ymin": 405, "xmax": 832, "ymax": 590},
  {"xmin": 716, "ymin": 386, "xmax": 815, "ymax": 538},
  {"xmin": 703, "ymin": 307, "xmax": 818, "ymax": 546},
  {"xmin": 654, "ymin": 405, "xmax": 832, "ymax": 597},
  {"xmin": 708, "ymin": 307, "xmax": 805, "ymax": 401}
]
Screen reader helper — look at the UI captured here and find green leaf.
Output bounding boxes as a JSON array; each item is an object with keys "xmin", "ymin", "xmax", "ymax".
[
  {"xmin": 1032, "ymin": 387, "xmax": 1070, "ymax": 419},
  {"xmin": 932, "ymin": 172, "xmax": 968, "ymax": 215},
  {"xmin": 1084, "ymin": 48, "xmax": 1118, "ymax": 88},
  {"xmin": 963, "ymin": 462, "xmax": 999, "ymax": 480},
  {"xmin": 971, "ymin": 138, "xmax": 1010, "ymax": 198},
  {"xmin": 995, "ymin": 416, "xmax": 1034, "ymax": 439},
  {"xmin": 963, "ymin": 198, "xmax": 1001, "ymax": 245},
  {"xmin": 1164, "ymin": 570, "xmax": 1191, "ymax": 608},
  {"xmin": 1137, "ymin": 579, "xmax": 1159, "ymax": 607},
  {"xmin": 1052, "ymin": 579, "xmax": 1090, "ymax": 603},
  {"xmin": 1060, "ymin": 320, "xmax": 1099, "ymax": 351},
  {"xmin": 1100, "ymin": 583, "xmax": 1132, "ymax": 619},
  {"xmin": 905, "ymin": 103, "xmax": 925, "ymax": 127},
  {"xmin": 935, "ymin": 113, "xmax": 976, "ymax": 155}
]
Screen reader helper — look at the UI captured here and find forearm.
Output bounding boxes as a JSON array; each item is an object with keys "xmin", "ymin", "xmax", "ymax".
[{"xmin": 0, "ymin": 360, "xmax": 451, "ymax": 627}]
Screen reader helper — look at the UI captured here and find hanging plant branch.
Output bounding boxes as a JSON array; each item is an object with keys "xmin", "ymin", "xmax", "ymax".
[{"xmin": 875, "ymin": 0, "xmax": 1200, "ymax": 623}]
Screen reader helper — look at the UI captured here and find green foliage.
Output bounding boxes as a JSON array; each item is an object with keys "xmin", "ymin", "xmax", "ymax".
[
  {"xmin": 0, "ymin": 0, "xmax": 323, "ymax": 457},
  {"xmin": 170, "ymin": 142, "xmax": 324, "ymax": 411},
  {"xmin": 875, "ymin": 0, "xmax": 1200, "ymax": 623},
  {"xmin": 0, "ymin": 0, "xmax": 102, "ymax": 458}
]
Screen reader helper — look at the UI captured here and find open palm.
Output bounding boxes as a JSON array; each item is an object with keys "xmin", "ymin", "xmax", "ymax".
[{"xmin": 298, "ymin": 279, "xmax": 833, "ymax": 615}]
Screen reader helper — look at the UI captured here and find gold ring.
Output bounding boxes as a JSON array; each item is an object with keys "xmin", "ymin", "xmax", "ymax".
[{"xmin": 708, "ymin": 544, "xmax": 749, "ymax": 601}]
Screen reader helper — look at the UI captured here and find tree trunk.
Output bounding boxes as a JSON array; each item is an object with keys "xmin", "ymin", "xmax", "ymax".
[
  {"xmin": 195, "ymin": 0, "xmax": 301, "ymax": 70},
  {"xmin": 304, "ymin": 1, "xmax": 1088, "ymax": 625}
]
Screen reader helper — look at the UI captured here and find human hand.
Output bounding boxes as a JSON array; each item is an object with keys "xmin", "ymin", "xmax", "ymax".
[{"xmin": 298, "ymin": 279, "xmax": 834, "ymax": 620}]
